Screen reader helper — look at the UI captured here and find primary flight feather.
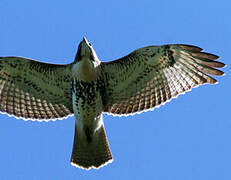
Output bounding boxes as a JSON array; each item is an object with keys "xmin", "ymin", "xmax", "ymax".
[{"xmin": 0, "ymin": 37, "xmax": 225, "ymax": 169}]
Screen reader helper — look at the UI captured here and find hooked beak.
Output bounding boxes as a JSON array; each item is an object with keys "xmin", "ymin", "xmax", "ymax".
[{"xmin": 83, "ymin": 37, "xmax": 88, "ymax": 43}]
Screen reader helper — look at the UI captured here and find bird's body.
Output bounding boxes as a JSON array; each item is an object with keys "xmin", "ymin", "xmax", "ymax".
[
  {"xmin": 71, "ymin": 78, "xmax": 112, "ymax": 168},
  {"xmin": 70, "ymin": 39, "xmax": 112, "ymax": 168},
  {"xmin": 0, "ymin": 37, "xmax": 226, "ymax": 169},
  {"xmin": 72, "ymin": 79, "xmax": 103, "ymax": 139}
]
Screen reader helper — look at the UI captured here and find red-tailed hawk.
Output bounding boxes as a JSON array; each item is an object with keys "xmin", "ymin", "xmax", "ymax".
[{"xmin": 0, "ymin": 37, "xmax": 225, "ymax": 169}]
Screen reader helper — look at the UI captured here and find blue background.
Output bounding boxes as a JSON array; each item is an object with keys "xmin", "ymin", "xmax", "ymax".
[{"xmin": 0, "ymin": 0, "xmax": 230, "ymax": 179}]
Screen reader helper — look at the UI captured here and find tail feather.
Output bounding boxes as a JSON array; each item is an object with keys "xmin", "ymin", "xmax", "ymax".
[{"xmin": 71, "ymin": 124, "xmax": 113, "ymax": 170}]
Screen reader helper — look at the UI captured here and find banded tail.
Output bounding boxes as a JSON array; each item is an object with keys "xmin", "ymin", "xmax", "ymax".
[{"xmin": 71, "ymin": 124, "xmax": 113, "ymax": 170}]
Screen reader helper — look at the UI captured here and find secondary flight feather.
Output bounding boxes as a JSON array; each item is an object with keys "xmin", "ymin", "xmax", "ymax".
[{"xmin": 0, "ymin": 37, "xmax": 226, "ymax": 169}]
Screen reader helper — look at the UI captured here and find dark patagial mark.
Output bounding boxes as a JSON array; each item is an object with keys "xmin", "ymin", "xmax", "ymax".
[{"xmin": 164, "ymin": 45, "xmax": 175, "ymax": 67}]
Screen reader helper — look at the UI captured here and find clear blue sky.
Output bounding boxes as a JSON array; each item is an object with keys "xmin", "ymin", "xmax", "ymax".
[{"xmin": 0, "ymin": 0, "xmax": 230, "ymax": 179}]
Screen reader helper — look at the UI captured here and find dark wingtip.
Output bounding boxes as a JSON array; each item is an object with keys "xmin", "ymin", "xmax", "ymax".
[
  {"xmin": 192, "ymin": 52, "xmax": 219, "ymax": 60},
  {"xmin": 178, "ymin": 44, "xmax": 203, "ymax": 52},
  {"xmin": 215, "ymin": 61, "xmax": 226, "ymax": 68},
  {"xmin": 178, "ymin": 45, "xmax": 220, "ymax": 61},
  {"xmin": 222, "ymin": 63, "xmax": 227, "ymax": 68}
]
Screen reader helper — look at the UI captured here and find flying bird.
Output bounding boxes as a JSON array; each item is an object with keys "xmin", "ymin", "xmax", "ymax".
[{"xmin": 0, "ymin": 37, "xmax": 225, "ymax": 169}]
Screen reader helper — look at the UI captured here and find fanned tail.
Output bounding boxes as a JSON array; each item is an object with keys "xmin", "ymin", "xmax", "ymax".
[{"xmin": 71, "ymin": 124, "xmax": 113, "ymax": 170}]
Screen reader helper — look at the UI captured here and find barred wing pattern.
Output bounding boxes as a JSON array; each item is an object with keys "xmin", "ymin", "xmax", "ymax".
[
  {"xmin": 0, "ymin": 57, "xmax": 73, "ymax": 120},
  {"xmin": 101, "ymin": 44, "xmax": 225, "ymax": 115}
]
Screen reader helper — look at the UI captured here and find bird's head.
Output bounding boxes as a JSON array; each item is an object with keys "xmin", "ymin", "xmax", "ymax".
[{"xmin": 74, "ymin": 37, "xmax": 99, "ymax": 63}]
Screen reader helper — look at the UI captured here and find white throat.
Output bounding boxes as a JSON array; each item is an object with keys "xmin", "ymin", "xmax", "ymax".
[{"xmin": 72, "ymin": 57, "xmax": 99, "ymax": 82}]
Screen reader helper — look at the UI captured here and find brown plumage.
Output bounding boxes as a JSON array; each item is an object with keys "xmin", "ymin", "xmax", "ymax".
[
  {"xmin": 0, "ymin": 38, "xmax": 226, "ymax": 170},
  {"xmin": 71, "ymin": 124, "xmax": 112, "ymax": 169},
  {"xmin": 102, "ymin": 44, "xmax": 225, "ymax": 115}
]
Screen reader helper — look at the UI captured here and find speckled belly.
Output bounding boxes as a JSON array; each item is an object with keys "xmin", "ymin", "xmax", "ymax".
[{"xmin": 71, "ymin": 79, "xmax": 105, "ymax": 135}]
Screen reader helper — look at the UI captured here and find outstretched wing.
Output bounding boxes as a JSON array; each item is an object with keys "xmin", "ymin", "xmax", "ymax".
[
  {"xmin": 101, "ymin": 44, "xmax": 225, "ymax": 116},
  {"xmin": 0, "ymin": 56, "xmax": 73, "ymax": 120}
]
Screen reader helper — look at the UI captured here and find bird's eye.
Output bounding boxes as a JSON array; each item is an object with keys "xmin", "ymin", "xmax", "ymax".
[{"xmin": 88, "ymin": 42, "xmax": 92, "ymax": 46}]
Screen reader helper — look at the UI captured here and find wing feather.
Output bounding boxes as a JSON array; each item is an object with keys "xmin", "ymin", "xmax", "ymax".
[
  {"xmin": 0, "ymin": 56, "xmax": 73, "ymax": 120},
  {"xmin": 101, "ymin": 44, "xmax": 225, "ymax": 116}
]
